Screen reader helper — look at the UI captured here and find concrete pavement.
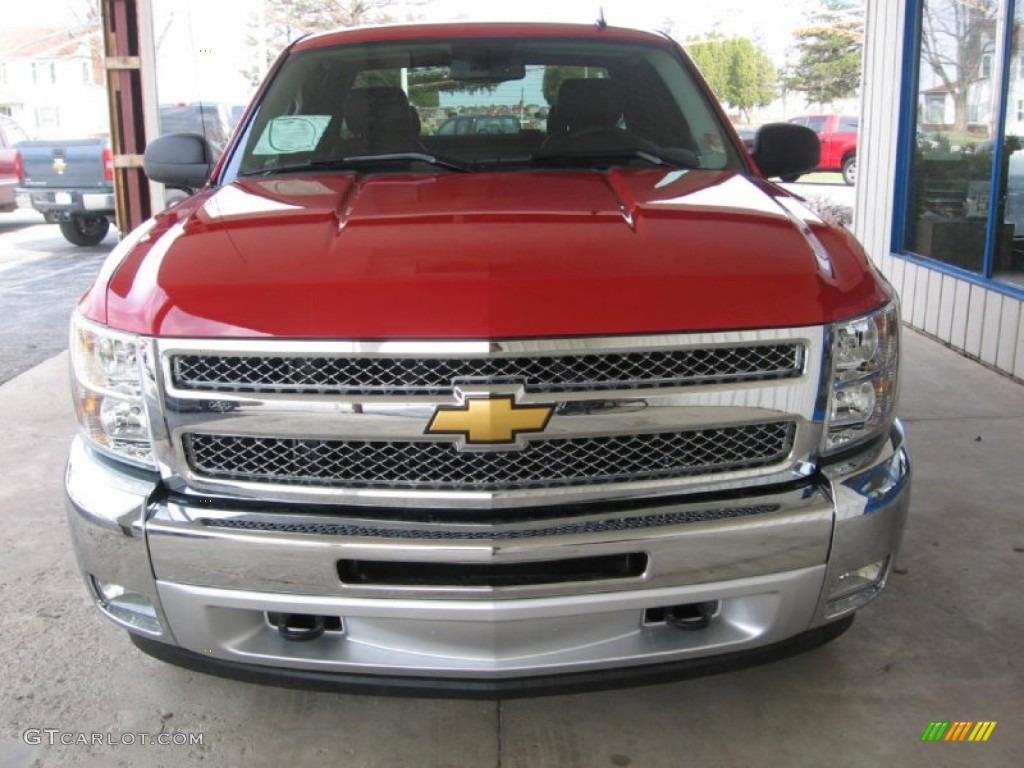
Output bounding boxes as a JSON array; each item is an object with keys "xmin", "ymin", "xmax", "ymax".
[
  {"xmin": 0, "ymin": 214, "xmax": 112, "ymax": 385},
  {"xmin": 0, "ymin": 329, "xmax": 1021, "ymax": 768}
]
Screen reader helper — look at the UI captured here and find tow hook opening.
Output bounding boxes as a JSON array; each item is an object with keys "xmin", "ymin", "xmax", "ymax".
[
  {"xmin": 644, "ymin": 601, "xmax": 719, "ymax": 631},
  {"xmin": 267, "ymin": 612, "xmax": 343, "ymax": 641}
]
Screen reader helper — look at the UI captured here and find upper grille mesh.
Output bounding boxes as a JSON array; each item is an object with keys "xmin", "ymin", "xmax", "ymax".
[
  {"xmin": 171, "ymin": 344, "xmax": 803, "ymax": 396},
  {"xmin": 184, "ymin": 422, "xmax": 795, "ymax": 492}
]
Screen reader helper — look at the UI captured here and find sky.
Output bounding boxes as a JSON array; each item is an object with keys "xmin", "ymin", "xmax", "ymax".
[{"xmin": 6, "ymin": 0, "xmax": 826, "ymax": 104}]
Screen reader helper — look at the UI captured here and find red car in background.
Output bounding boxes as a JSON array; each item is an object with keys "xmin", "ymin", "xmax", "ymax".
[
  {"xmin": 0, "ymin": 116, "xmax": 29, "ymax": 212},
  {"xmin": 786, "ymin": 114, "xmax": 859, "ymax": 185}
]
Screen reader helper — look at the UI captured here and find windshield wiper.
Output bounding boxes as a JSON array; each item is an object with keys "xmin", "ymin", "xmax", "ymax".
[
  {"xmin": 239, "ymin": 152, "xmax": 471, "ymax": 178},
  {"xmin": 342, "ymin": 152, "xmax": 471, "ymax": 172},
  {"xmin": 528, "ymin": 149, "xmax": 694, "ymax": 169}
]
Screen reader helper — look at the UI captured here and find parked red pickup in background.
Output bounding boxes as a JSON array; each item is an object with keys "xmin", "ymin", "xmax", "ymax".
[
  {"xmin": 0, "ymin": 116, "xmax": 29, "ymax": 213},
  {"xmin": 786, "ymin": 114, "xmax": 859, "ymax": 185}
]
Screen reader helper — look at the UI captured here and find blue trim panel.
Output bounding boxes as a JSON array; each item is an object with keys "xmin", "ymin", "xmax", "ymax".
[
  {"xmin": 983, "ymin": 0, "xmax": 1017, "ymax": 279},
  {"xmin": 814, "ymin": 324, "xmax": 832, "ymax": 423},
  {"xmin": 891, "ymin": 0, "xmax": 925, "ymax": 255}
]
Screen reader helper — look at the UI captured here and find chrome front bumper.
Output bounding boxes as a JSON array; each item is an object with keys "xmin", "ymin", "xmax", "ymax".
[{"xmin": 64, "ymin": 421, "xmax": 910, "ymax": 686}]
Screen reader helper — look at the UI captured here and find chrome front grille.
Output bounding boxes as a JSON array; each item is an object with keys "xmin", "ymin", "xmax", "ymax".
[
  {"xmin": 155, "ymin": 330, "xmax": 823, "ymax": 509},
  {"xmin": 184, "ymin": 422, "xmax": 796, "ymax": 492},
  {"xmin": 171, "ymin": 343, "xmax": 804, "ymax": 396}
]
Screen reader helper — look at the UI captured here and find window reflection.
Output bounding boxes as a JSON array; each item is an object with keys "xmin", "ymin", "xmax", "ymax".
[
  {"xmin": 906, "ymin": 0, "xmax": 1024, "ymax": 287},
  {"xmin": 906, "ymin": 0, "xmax": 1002, "ymax": 274},
  {"xmin": 995, "ymin": 8, "xmax": 1024, "ymax": 286}
]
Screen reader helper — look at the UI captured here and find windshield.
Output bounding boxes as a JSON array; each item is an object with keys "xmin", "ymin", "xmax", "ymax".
[{"xmin": 230, "ymin": 36, "xmax": 741, "ymax": 179}]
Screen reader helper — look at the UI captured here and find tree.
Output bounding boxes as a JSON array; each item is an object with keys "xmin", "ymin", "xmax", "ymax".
[
  {"xmin": 244, "ymin": 0, "xmax": 416, "ymax": 86},
  {"xmin": 786, "ymin": 1, "xmax": 864, "ymax": 106},
  {"xmin": 686, "ymin": 37, "xmax": 776, "ymax": 121},
  {"xmin": 920, "ymin": 0, "xmax": 998, "ymax": 134}
]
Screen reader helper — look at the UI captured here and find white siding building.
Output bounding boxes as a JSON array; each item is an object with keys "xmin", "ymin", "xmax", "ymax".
[
  {"xmin": 856, "ymin": 0, "xmax": 1024, "ymax": 381},
  {"xmin": 0, "ymin": 25, "xmax": 109, "ymax": 138}
]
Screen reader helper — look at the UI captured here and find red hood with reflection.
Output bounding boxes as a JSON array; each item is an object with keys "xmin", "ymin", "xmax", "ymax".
[{"xmin": 81, "ymin": 169, "xmax": 889, "ymax": 338}]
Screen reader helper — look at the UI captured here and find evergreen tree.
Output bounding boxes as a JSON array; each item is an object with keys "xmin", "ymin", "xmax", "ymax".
[{"xmin": 785, "ymin": 1, "xmax": 864, "ymax": 106}]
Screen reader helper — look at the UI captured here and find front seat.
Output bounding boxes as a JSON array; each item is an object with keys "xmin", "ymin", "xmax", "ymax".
[
  {"xmin": 543, "ymin": 78, "xmax": 632, "ymax": 151},
  {"xmin": 341, "ymin": 87, "xmax": 423, "ymax": 153}
]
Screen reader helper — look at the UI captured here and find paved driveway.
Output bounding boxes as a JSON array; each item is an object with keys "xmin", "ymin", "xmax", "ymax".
[{"xmin": 0, "ymin": 211, "xmax": 112, "ymax": 385}]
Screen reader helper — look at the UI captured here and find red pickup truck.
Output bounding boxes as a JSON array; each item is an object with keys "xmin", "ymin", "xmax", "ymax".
[
  {"xmin": 0, "ymin": 116, "xmax": 29, "ymax": 213},
  {"xmin": 787, "ymin": 114, "xmax": 859, "ymax": 185},
  {"xmin": 64, "ymin": 22, "xmax": 909, "ymax": 695}
]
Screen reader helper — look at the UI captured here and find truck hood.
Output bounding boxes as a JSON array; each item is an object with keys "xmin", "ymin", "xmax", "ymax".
[{"xmin": 94, "ymin": 169, "xmax": 889, "ymax": 338}]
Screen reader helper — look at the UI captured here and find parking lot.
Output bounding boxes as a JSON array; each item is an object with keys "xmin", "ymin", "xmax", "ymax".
[{"xmin": 0, "ymin": 210, "xmax": 1021, "ymax": 767}]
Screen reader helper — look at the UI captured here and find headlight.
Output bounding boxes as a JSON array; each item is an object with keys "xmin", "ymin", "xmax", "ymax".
[
  {"xmin": 70, "ymin": 313, "xmax": 155, "ymax": 468},
  {"xmin": 823, "ymin": 302, "xmax": 900, "ymax": 453}
]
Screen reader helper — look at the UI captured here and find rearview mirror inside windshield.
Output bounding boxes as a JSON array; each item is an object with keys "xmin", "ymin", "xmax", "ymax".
[{"xmin": 450, "ymin": 54, "xmax": 526, "ymax": 83}]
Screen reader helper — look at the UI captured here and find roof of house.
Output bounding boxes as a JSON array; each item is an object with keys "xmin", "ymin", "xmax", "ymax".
[{"xmin": 0, "ymin": 25, "xmax": 99, "ymax": 59}]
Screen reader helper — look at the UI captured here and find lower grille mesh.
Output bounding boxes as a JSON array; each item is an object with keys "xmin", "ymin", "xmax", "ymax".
[
  {"xmin": 184, "ymin": 422, "xmax": 795, "ymax": 492},
  {"xmin": 198, "ymin": 504, "xmax": 782, "ymax": 539}
]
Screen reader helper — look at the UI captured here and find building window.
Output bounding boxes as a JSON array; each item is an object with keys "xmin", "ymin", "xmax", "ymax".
[
  {"xmin": 923, "ymin": 94, "xmax": 946, "ymax": 124},
  {"xmin": 82, "ymin": 61, "xmax": 91, "ymax": 85},
  {"xmin": 902, "ymin": 0, "xmax": 1024, "ymax": 291},
  {"xmin": 35, "ymin": 106, "xmax": 59, "ymax": 131},
  {"xmin": 31, "ymin": 61, "xmax": 57, "ymax": 86}
]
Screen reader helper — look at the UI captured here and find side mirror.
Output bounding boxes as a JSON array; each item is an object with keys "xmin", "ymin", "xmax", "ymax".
[
  {"xmin": 752, "ymin": 123, "xmax": 820, "ymax": 180},
  {"xmin": 143, "ymin": 133, "xmax": 215, "ymax": 190}
]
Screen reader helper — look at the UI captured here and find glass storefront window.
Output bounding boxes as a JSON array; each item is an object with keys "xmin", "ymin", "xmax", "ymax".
[
  {"xmin": 904, "ymin": 0, "xmax": 1024, "ymax": 289},
  {"xmin": 994, "ymin": 4, "xmax": 1024, "ymax": 287}
]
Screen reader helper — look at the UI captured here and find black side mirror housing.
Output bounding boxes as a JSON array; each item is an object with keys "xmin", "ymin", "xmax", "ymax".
[
  {"xmin": 143, "ymin": 133, "xmax": 215, "ymax": 191},
  {"xmin": 752, "ymin": 123, "xmax": 821, "ymax": 180}
]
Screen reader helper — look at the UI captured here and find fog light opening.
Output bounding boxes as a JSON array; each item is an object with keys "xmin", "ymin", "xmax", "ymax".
[
  {"xmin": 267, "ymin": 612, "xmax": 343, "ymax": 642},
  {"xmin": 825, "ymin": 557, "xmax": 890, "ymax": 619},
  {"xmin": 644, "ymin": 601, "xmax": 719, "ymax": 631},
  {"xmin": 90, "ymin": 576, "xmax": 162, "ymax": 634}
]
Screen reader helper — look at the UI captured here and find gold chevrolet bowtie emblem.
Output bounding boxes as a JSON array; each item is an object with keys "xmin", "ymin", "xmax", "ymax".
[
  {"xmin": 426, "ymin": 395, "xmax": 554, "ymax": 445},
  {"xmin": 53, "ymin": 157, "xmax": 66, "ymax": 175}
]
